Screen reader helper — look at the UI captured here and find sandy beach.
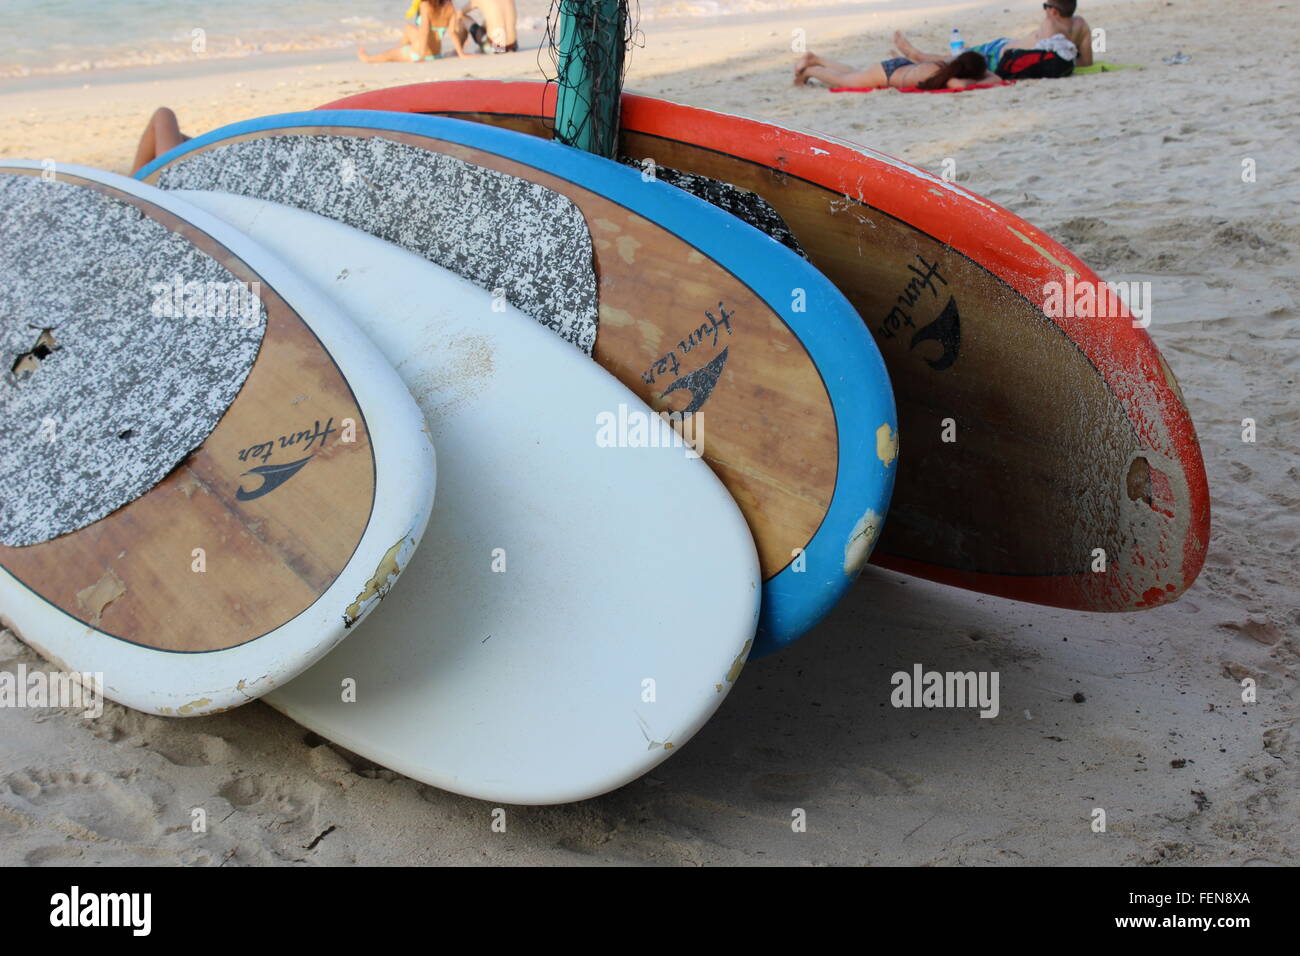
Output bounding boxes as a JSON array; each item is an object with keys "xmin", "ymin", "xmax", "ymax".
[{"xmin": 1, "ymin": 0, "xmax": 1296, "ymax": 866}]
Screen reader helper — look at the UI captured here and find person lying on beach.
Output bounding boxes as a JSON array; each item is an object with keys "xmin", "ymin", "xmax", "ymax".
[
  {"xmin": 131, "ymin": 107, "xmax": 188, "ymax": 175},
  {"xmin": 892, "ymin": 0, "xmax": 1094, "ymax": 73},
  {"xmin": 794, "ymin": 49, "xmax": 998, "ymax": 90},
  {"xmin": 462, "ymin": 0, "xmax": 519, "ymax": 53},
  {"xmin": 358, "ymin": 0, "xmax": 473, "ymax": 62}
]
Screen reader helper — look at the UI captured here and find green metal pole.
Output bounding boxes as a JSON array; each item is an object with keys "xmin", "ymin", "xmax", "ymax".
[{"xmin": 554, "ymin": 0, "xmax": 623, "ymax": 158}]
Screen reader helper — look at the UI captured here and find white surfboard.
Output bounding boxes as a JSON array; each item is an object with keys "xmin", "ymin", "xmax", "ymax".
[
  {"xmin": 0, "ymin": 163, "xmax": 434, "ymax": 716},
  {"xmin": 179, "ymin": 190, "xmax": 762, "ymax": 804}
]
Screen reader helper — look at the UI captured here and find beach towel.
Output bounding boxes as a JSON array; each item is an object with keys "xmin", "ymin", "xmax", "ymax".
[
  {"xmin": 1073, "ymin": 61, "xmax": 1143, "ymax": 74},
  {"xmin": 828, "ymin": 81, "xmax": 1015, "ymax": 94}
]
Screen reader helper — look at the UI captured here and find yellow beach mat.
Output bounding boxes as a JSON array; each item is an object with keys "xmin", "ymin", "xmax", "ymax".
[{"xmin": 1074, "ymin": 61, "xmax": 1143, "ymax": 74}]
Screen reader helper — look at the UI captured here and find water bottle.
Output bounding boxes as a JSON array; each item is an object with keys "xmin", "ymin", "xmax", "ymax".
[{"xmin": 950, "ymin": 29, "xmax": 964, "ymax": 56}]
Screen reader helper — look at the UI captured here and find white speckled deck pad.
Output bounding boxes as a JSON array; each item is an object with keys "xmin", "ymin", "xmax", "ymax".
[
  {"xmin": 155, "ymin": 133, "xmax": 599, "ymax": 354},
  {"xmin": 0, "ymin": 173, "xmax": 266, "ymax": 547}
]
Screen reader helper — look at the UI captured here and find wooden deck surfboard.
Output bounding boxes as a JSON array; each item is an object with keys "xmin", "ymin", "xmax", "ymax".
[
  {"xmin": 179, "ymin": 190, "xmax": 763, "ymax": 804},
  {"xmin": 0, "ymin": 163, "xmax": 435, "ymax": 716},
  {"xmin": 137, "ymin": 111, "xmax": 898, "ymax": 656},
  {"xmin": 318, "ymin": 81, "xmax": 1212, "ymax": 613}
]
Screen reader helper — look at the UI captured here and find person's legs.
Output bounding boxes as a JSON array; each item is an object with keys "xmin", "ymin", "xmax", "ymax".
[
  {"xmin": 892, "ymin": 31, "xmax": 948, "ymax": 62},
  {"xmin": 467, "ymin": 16, "xmax": 489, "ymax": 50},
  {"xmin": 489, "ymin": 0, "xmax": 518, "ymax": 49},
  {"xmin": 358, "ymin": 43, "xmax": 417, "ymax": 62},
  {"xmin": 131, "ymin": 107, "xmax": 189, "ymax": 174},
  {"xmin": 358, "ymin": 23, "xmax": 423, "ymax": 61},
  {"xmin": 427, "ymin": 19, "xmax": 468, "ymax": 56},
  {"xmin": 797, "ymin": 61, "xmax": 887, "ymax": 87},
  {"xmin": 796, "ymin": 51, "xmax": 858, "ymax": 73}
]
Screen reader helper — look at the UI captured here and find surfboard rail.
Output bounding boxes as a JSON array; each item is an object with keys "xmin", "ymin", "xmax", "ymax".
[
  {"xmin": 315, "ymin": 81, "xmax": 1210, "ymax": 613},
  {"xmin": 0, "ymin": 162, "xmax": 436, "ymax": 715},
  {"xmin": 139, "ymin": 110, "xmax": 898, "ymax": 654}
]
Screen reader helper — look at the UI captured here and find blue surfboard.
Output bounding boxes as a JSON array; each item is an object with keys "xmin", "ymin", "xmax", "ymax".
[{"xmin": 138, "ymin": 110, "xmax": 896, "ymax": 656}]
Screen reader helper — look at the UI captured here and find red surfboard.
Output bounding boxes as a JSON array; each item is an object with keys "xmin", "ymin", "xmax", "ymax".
[{"xmin": 320, "ymin": 80, "xmax": 1210, "ymax": 613}]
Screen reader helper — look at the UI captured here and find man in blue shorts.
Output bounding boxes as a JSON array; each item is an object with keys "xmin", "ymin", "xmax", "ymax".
[{"xmin": 892, "ymin": 0, "xmax": 1094, "ymax": 74}]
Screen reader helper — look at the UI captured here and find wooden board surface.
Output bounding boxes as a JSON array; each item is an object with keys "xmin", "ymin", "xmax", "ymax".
[
  {"xmin": 150, "ymin": 127, "xmax": 833, "ymax": 579},
  {"xmin": 0, "ymin": 169, "xmax": 376, "ymax": 651},
  {"xmin": 139, "ymin": 112, "xmax": 897, "ymax": 654},
  {"xmin": 183, "ymin": 189, "xmax": 762, "ymax": 803},
  {"xmin": 0, "ymin": 164, "xmax": 434, "ymax": 715},
  {"xmin": 318, "ymin": 81, "xmax": 1211, "ymax": 612}
]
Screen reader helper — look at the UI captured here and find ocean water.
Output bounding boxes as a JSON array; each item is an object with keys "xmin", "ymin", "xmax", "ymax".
[{"xmin": 0, "ymin": 0, "xmax": 872, "ymax": 78}]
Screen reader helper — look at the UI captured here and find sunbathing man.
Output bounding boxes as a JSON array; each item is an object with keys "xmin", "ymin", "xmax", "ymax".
[
  {"xmin": 892, "ymin": 0, "xmax": 1094, "ymax": 73},
  {"xmin": 463, "ymin": 0, "xmax": 519, "ymax": 53},
  {"xmin": 358, "ymin": 0, "xmax": 474, "ymax": 62},
  {"xmin": 794, "ymin": 49, "xmax": 998, "ymax": 91}
]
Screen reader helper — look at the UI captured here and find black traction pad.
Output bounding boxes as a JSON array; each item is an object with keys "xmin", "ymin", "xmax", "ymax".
[{"xmin": 622, "ymin": 158, "xmax": 808, "ymax": 259}]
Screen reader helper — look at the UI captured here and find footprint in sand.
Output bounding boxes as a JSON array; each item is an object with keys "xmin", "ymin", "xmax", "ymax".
[
  {"xmin": 88, "ymin": 710, "xmax": 232, "ymax": 766},
  {"xmin": 87, "ymin": 703, "xmax": 151, "ymax": 744},
  {"xmin": 0, "ymin": 629, "xmax": 31, "ymax": 663},
  {"xmin": 1218, "ymin": 616, "xmax": 1283, "ymax": 646},
  {"xmin": 153, "ymin": 733, "xmax": 233, "ymax": 768},
  {"xmin": 25, "ymin": 845, "xmax": 86, "ymax": 865},
  {"xmin": 216, "ymin": 773, "xmax": 324, "ymax": 827},
  {"xmin": 25, "ymin": 842, "xmax": 206, "ymax": 867},
  {"xmin": 1, "ymin": 769, "xmax": 168, "ymax": 844},
  {"xmin": 749, "ymin": 770, "xmax": 827, "ymax": 803},
  {"xmin": 0, "ymin": 804, "xmax": 29, "ymax": 836}
]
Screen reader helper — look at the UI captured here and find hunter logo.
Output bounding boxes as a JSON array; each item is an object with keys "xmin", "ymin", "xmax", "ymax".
[
  {"xmin": 910, "ymin": 296, "xmax": 961, "ymax": 371},
  {"xmin": 237, "ymin": 456, "xmax": 314, "ymax": 501},
  {"xmin": 235, "ymin": 418, "xmax": 337, "ymax": 500},
  {"xmin": 880, "ymin": 255, "xmax": 962, "ymax": 370},
  {"xmin": 643, "ymin": 302, "xmax": 735, "ymax": 414},
  {"xmin": 662, "ymin": 347, "xmax": 730, "ymax": 415}
]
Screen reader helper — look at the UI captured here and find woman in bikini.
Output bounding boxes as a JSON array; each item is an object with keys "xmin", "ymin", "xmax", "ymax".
[
  {"xmin": 358, "ymin": 0, "xmax": 474, "ymax": 62},
  {"xmin": 794, "ymin": 49, "xmax": 997, "ymax": 90}
]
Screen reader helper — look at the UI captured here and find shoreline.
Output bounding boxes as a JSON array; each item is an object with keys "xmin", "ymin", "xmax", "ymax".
[
  {"xmin": 0, "ymin": 0, "xmax": 1108, "ymax": 175},
  {"xmin": 0, "ymin": 0, "xmax": 1026, "ymax": 94}
]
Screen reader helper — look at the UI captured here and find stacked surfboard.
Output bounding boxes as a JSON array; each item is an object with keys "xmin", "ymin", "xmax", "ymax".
[
  {"xmin": 0, "ymin": 87, "xmax": 1207, "ymax": 805},
  {"xmin": 318, "ymin": 81, "xmax": 1208, "ymax": 611}
]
